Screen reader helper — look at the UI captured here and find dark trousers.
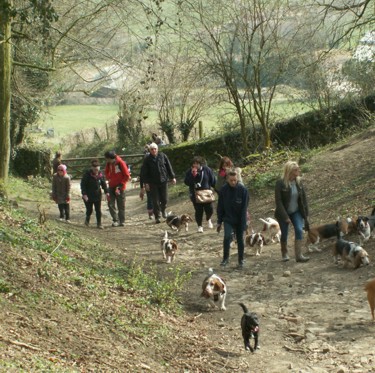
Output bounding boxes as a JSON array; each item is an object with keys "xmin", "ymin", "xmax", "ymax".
[
  {"xmin": 193, "ymin": 202, "xmax": 213, "ymax": 226},
  {"xmin": 58, "ymin": 203, "xmax": 70, "ymax": 220},
  {"xmin": 146, "ymin": 191, "xmax": 153, "ymax": 210},
  {"xmin": 150, "ymin": 182, "xmax": 168, "ymax": 219},
  {"xmin": 223, "ymin": 222, "xmax": 245, "ymax": 264},
  {"xmin": 84, "ymin": 200, "xmax": 102, "ymax": 224}
]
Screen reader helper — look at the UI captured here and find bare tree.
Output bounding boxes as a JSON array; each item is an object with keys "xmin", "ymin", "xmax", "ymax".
[{"xmin": 174, "ymin": 0, "xmax": 317, "ymax": 151}]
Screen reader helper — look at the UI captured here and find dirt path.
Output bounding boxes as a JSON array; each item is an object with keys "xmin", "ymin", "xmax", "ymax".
[{"xmin": 60, "ymin": 137, "xmax": 375, "ymax": 373}]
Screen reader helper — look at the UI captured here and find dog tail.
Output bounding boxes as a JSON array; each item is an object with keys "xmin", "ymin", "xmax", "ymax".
[
  {"xmin": 163, "ymin": 231, "xmax": 168, "ymax": 239},
  {"xmin": 208, "ymin": 267, "xmax": 214, "ymax": 275},
  {"xmin": 259, "ymin": 218, "xmax": 269, "ymax": 225},
  {"xmin": 239, "ymin": 302, "xmax": 249, "ymax": 314}
]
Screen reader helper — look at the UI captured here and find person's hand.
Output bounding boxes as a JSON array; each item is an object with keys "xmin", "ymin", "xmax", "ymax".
[
  {"xmin": 82, "ymin": 195, "xmax": 89, "ymax": 202},
  {"xmin": 145, "ymin": 184, "xmax": 150, "ymax": 192},
  {"xmin": 139, "ymin": 188, "xmax": 145, "ymax": 200},
  {"xmin": 115, "ymin": 187, "xmax": 121, "ymax": 196},
  {"xmin": 106, "ymin": 193, "xmax": 110, "ymax": 202},
  {"xmin": 171, "ymin": 178, "xmax": 176, "ymax": 185},
  {"xmin": 66, "ymin": 197, "xmax": 70, "ymax": 203},
  {"xmin": 216, "ymin": 224, "xmax": 222, "ymax": 233}
]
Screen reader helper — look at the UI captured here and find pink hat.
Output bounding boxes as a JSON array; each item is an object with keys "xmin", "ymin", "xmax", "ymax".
[{"xmin": 57, "ymin": 164, "xmax": 67, "ymax": 173}]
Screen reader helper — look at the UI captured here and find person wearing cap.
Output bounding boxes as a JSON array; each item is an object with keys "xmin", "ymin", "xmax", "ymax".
[
  {"xmin": 51, "ymin": 164, "xmax": 72, "ymax": 223},
  {"xmin": 81, "ymin": 159, "xmax": 109, "ymax": 229},
  {"xmin": 104, "ymin": 150, "xmax": 130, "ymax": 227},
  {"xmin": 140, "ymin": 142, "xmax": 176, "ymax": 223}
]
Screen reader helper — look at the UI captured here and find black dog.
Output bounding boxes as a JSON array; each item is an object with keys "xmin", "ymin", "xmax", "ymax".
[{"xmin": 239, "ymin": 303, "xmax": 259, "ymax": 352}]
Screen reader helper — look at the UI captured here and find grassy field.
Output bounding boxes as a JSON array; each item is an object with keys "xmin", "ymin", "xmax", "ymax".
[
  {"xmin": 40, "ymin": 104, "xmax": 119, "ymax": 137},
  {"xmin": 33, "ymin": 98, "xmax": 312, "ymax": 151}
]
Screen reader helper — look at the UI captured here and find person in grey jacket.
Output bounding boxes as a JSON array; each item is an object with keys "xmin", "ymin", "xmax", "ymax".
[
  {"xmin": 140, "ymin": 142, "xmax": 176, "ymax": 223},
  {"xmin": 217, "ymin": 170, "xmax": 249, "ymax": 269},
  {"xmin": 275, "ymin": 161, "xmax": 309, "ymax": 263}
]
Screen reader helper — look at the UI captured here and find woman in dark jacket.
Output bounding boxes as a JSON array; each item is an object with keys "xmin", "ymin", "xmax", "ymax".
[
  {"xmin": 275, "ymin": 161, "xmax": 309, "ymax": 263},
  {"xmin": 184, "ymin": 156, "xmax": 216, "ymax": 233},
  {"xmin": 81, "ymin": 159, "xmax": 109, "ymax": 229}
]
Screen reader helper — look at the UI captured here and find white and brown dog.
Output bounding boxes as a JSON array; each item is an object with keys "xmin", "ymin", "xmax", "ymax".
[
  {"xmin": 245, "ymin": 230, "xmax": 266, "ymax": 256},
  {"xmin": 131, "ymin": 176, "xmax": 140, "ymax": 189},
  {"xmin": 259, "ymin": 217, "xmax": 281, "ymax": 243},
  {"xmin": 166, "ymin": 213, "xmax": 193, "ymax": 232},
  {"xmin": 161, "ymin": 231, "xmax": 178, "ymax": 263},
  {"xmin": 356, "ymin": 216, "xmax": 371, "ymax": 245},
  {"xmin": 201, "ymin": 268, "xmax": 227, "ymax": 311},
  {"xmin": 333, "ymin": 222, "xmax": 369, "ymax": 268},
  {"xmin": 306, "ymin": 217, "xmax": 354, "ymax": 252}
]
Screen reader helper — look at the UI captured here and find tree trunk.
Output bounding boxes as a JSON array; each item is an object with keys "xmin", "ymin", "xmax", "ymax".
[{"xmin": 0, "ymin": 3, "xmax": 12, "ymax": 185}]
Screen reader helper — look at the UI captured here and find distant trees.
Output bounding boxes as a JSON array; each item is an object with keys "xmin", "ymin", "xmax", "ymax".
[
  {"xmin": 174, "ymin": 0, "xmax": 316, "ymax": 151},
  {"xmin": 0, "ymin": 1, "xmax": 58, "ymax": 186}
]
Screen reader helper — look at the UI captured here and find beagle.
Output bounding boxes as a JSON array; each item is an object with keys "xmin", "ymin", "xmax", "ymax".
[
  {"xmin": 201, "ymin": 268, "xmax": 227, "ymax": 311},
  {"xmin": 161, "ymin": 231, "xmax": 179, "ymax": 263},
  {"xmin": 259, "ymin": 217, "xmax": 281, "ymax": 243},
  {"xmin": 245, "ymin": 231, "xmax": 266, "ymax": 256},
  {"xmin": 166, "ymin": 213, "xmax": 193, "ymax": 232}
]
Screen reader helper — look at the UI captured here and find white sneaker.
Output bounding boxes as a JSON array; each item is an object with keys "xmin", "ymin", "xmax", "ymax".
[
  {"xmin": 65, "ymin": 220, "xmax": 71, "ymax": 224},
  {"xmin": 197, "ymin": 226, "xmax": 204, "ymax": 233},
  {"xmin": 207, "ymin": 219, "xmax": 213, "ymax": 229},
  {"xmin": 112, "ymin": 222, "xmax": 119, "ymax": 227}
]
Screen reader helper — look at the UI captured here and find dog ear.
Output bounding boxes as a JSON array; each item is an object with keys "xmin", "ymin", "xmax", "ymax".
[
  {"xmin": 171, "ymin": 241, "xmax": 178, "ymax": 251},
  {"xmin": 213, "ymin": 280, "xmax": 226, "ymax": 294}
]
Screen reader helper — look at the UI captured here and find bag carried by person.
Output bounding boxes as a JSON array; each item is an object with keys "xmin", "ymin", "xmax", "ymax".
[
  {"xmin": 194, "ymin": 170, "xmax": 215, "ymax": 203},
  {"xmin": 195, "ymin": 189, "xmax": 215, "ymax": 204}
]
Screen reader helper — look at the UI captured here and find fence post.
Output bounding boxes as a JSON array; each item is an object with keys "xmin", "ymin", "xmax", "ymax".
[{"xmin": 199, "ymin": 120, "xmax": 203, "ymax": 139}]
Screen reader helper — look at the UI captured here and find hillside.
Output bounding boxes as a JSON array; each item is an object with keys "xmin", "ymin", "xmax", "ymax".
[{"xmin": 1, "ymin": 126, "xmax": 375, "ymax": 372}]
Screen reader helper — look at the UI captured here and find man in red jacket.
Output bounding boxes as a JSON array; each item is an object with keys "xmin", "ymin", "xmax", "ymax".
[{"xmin": 104, "ymin": 150, "xmax": 130, "ymax": 227}]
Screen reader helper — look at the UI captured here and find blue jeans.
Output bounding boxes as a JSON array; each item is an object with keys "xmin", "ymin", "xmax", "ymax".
[
  {"xmin": 279, "ymin": 210, "xmax": 304, "ymax": 242},
  {"xmin": 223, "ymin": 221, "xmax": 245, "ymax": 263}
]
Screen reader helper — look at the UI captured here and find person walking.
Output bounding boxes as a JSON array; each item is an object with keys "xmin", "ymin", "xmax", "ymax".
[
  {"xmin": 81, "ymin": 159, "xmax": 109, "ymax": 229},
  {"xmin": 184, "ymin": 156, "xmax": 216, "ymax": 233},
  {"xmin": 140, "ymin": 142, "xmax": 176, "ymax": 224},
  {"xmin": 52, "ymin": 151, "xmax": 63, "ymax": 174},
  {"xmin": 139, "ymin": 144, "xmax": 154, "ymax": 219},
  {"xmin": 215, "ymin": 156, "xmax": 242, "ymax": 193},
  {"xmin": 51, "ymin": 164, "xmax": 71, "ymax": 223},
  {"xmin": 104, "ymin": 150, "xmax": 130, "ymax": 227},
  {"xmin": 217, "ymin": 170, "xmax": 249, "ymax": 269},
  {"xmin": 275, "ymin": 161, "xmax": 310, "ymax": 263}
]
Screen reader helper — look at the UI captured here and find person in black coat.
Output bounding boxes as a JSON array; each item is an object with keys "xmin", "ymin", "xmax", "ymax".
[
  {"xmin": 184, "ymin": 156, "xmax": 216, "ymax": 233},
  {"xmin": 217, "ymin": 170, "xmax": 249, "ymax": 269},
  {"xmin": 80, "ymin": 159, "xmax": 109, "ymax": 229},
  {"xmin": 140, "ymin": 142, "xmax": 176, "ymax": 223}
]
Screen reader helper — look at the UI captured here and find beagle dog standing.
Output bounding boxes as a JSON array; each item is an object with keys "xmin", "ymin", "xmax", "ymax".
[
  {"xmin": 333, "ymin": 222, "xmax": 369, "ymax": 268},
  {"xmin": 166, "ymin": 213, "xmax": 193, "ymax": 232},
  {"xmin": 160, "ymin": 231, "xmax": 179, "ymax": 263},
  {"xmin": 306, "ymin": 217, "xmax": 354, "ymax": 252},
  {"xmin": 259, "ymin": 217, "xmax": 281, "ymax": 243},
  {"xmin": 245, "ymin": 230, "xmax": 266, "ymax": 256},
  {"xmin": 201, "ymin": 268, "xmax": 227, "ymax": 311}
]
